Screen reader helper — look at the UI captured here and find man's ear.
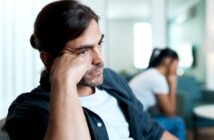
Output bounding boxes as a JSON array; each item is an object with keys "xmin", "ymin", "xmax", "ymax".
[{"xmin": 40, "ymin": 51, "xmax": 54, "ymax": 71}]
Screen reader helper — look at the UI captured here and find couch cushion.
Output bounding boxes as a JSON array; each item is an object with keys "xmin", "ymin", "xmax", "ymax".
[{"xmin": 177, "ymin": 76, "xmax": 201, "ymax": 101}]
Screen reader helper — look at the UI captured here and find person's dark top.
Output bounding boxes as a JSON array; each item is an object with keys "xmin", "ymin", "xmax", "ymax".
[{"xmin": 4, "ymin": 68, "xmax": 164, "ymax": 140}]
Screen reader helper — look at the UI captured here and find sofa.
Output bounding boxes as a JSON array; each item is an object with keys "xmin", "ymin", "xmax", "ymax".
[{"xmin": 176, "ymin": 75, "xmax": 214, "ymax": 131}]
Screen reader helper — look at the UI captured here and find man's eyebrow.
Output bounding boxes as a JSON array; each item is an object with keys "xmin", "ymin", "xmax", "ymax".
[
  {"xmin": 73, "ymin": 34, "xmax": 105, "ymax": 51},
  {"xmin": 73, "ymin": 45, "xmax": 94, "ymax": 51}
]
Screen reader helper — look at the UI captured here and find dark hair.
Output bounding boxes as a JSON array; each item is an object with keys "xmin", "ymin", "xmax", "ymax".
[
  {"xmin": 30, "ymin": 0, "xmax": 99, "ymax": 56},
  {"xmin": 148, "ymin": 48, "xmax": 179, "ymax": 68}
]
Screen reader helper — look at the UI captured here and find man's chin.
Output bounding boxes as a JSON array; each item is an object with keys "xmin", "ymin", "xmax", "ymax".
[{"xmin": 78, "ymin": 76, "xmax": 104, "ymax": 87}]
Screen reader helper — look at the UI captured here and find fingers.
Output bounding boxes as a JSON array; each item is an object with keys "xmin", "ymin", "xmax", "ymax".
[
  {"xmin": 58, "ymin": 50, "xmax": 75, "ymax": 57},
  {"xmin": 49, "ymin": 48, "xmax": 92, "ymax": 84}
]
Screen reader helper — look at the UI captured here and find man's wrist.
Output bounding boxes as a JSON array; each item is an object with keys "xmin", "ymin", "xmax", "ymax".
[{"xmin": 51, "ymin": 76, "xmax": 77, "ymax": 93}]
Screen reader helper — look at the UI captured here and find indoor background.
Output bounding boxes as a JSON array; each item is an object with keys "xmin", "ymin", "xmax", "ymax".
[{"xmin": 0, "ymin": 0, "xmax": 214, "ymax": 139}]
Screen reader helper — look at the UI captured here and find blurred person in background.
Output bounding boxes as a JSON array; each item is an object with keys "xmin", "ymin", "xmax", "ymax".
[{"xmin": 129, "ymin": 48, "xmax": 186, "ymax": 140}]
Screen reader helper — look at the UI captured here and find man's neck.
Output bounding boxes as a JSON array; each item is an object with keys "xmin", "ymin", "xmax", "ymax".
[{"xmin": 77, "ymin": 85, "xmax": 95, "ymax": 97}]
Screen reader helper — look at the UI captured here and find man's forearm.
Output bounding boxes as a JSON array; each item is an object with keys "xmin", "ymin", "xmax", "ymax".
[{"xmin": 44, "ymin": 79, "xmax": 91, "ymax": 140}]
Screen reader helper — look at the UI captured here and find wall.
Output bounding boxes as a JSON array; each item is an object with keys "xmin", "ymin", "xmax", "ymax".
[
  {"xmin": 168, "ymin": 0, "xmax": 206, "ymax": 83},
  {"xmin": 107, "ymin": 18, "xmax": 145, "ymax": 73},
  {"xmin": 205, "ymin": 0, "xmax": 214, "ymax": 90},
  {"xmin": 0, "ymin": 0, "xmax": 53, "ymax": 119}
]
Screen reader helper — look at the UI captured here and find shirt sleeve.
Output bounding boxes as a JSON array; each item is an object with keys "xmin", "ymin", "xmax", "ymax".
[{"xmin": 152, "ymin": 74, "xmax": 169, "ymax": 95}]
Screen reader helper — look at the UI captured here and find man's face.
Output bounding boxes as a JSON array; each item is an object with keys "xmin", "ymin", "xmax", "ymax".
[{"xmin": 63, "ymin": 20, "xmax": 104, "ymax": 87}]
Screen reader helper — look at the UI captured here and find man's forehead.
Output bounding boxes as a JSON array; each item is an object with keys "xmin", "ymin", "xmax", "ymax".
[
  {"xmin": 65, "ymin": 20, "xmax": 102, "ymax": 47},
  {"xmin": 65, "ymin": 33, "xmax": 103, "ymax": 50}
]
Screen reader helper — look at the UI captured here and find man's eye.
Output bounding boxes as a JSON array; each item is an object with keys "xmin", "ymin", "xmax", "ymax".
[{"xmin": 77, "ymin": 49, "xmax": 88, "ymax": 55}]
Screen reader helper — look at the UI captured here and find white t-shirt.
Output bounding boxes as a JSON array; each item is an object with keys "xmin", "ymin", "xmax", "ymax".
[
  {"xmin": 80, "ymin": 88, "xmax": 133, "ymax": 140},
  {"xmin": 129, "ymin": 68, "xmax": 169, "ymax": 111}
]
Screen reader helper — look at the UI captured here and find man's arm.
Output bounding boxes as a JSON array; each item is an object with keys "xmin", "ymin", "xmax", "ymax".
[
  {"xmin": 44, "ymin": 79, "xmax": 91, "ymax": 140},
  {"xmin": 161, "ymin": 131, "xmax": 178, "ymax": 140},
  {"xmin": 44, "ymin": 53, "xmax": 91, "ymax": 140}
]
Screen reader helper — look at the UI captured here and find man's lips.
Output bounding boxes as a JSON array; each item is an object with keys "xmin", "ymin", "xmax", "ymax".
[
  {"xmin": 92, "ymin": 68, "xmax": 103, "ymax": 75},
  {"xmin": 87, "ymin": 67, "xmax": 103, "ymax": 76}
]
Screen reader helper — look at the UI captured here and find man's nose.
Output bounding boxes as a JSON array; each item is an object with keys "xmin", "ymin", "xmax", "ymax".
[{"xmin": 91, "ymin": 46, "xmax": 103, "ymax": 65}]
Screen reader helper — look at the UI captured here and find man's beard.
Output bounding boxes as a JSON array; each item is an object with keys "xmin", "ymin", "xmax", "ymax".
[{"xmin": 78, "ymin": 63, "xmax": 104, "ymax": 87}]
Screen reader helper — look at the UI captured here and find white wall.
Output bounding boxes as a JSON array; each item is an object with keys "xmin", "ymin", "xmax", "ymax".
[
  {"xmin": 107, "ymin": 18, "xmax": 139, "ymax": 72},
  {"xmin": 0, "ymin": 0, "xmax": 55, "ymax": 119},
  {"xmin": 205, "ymin": 0, "xmax": 214, "ymax": 89},
  {"xmin": 169, "ymin": 0, "xmax": 206, "ymax": 82},
  {"xmin": 151, "ymin": 0, "xmax": 167, "ymax": 47}
]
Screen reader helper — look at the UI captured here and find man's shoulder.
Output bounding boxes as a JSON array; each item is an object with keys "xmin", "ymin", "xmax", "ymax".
[
  {"xmin": 4, "ymin": 87, "xmax": 49, "ymax": 140},
  {"xmin": 103, "ymin": 68, "xmax": 118, "ymax": 76},
  {"xmin": 101, "ymin": 68, "xmax": 135, "ymax": 99},
  {"xmin": 102, "ymin": 68, "xmax": 128, "ymax": 88},
  {"xmin": 7, "ymin": 86, "xmax": 50, "ymax": 119},
  {"xmin": 103, "ymin": 68, "xmax": 127, "ymax": 81}
]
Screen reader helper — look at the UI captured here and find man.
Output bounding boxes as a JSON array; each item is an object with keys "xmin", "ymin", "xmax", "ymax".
[{"xmin": 4, "ymin": 1, "xmax": 177, "ymax": 140}]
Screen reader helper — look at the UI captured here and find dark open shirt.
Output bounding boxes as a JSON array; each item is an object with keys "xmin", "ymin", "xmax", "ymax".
[{"xmin": 4, "ymin": 68, "xmax": 164, "ymax": 140}]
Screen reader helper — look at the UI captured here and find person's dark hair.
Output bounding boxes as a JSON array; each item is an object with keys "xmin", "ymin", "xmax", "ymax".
[
  {"xmin": 30, "ymin": 0, "xmax": 99, "ymax": 57},
  {"xmin": 148, "ymin": 48, "xmax": 179, "ymax": 68}
]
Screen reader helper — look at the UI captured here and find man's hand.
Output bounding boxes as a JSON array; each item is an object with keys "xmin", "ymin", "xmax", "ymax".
[{"xmin": 50, "ymin": 50, "xmax": 91, "ymax": 86}]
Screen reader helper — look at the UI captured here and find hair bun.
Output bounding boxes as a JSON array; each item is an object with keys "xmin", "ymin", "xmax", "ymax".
[
  {"xmin": 30, "ymin": 34, "xmax": 41, "ymax": 51},
  {"xmin": 30, "ymin": 34, "xmax": 37, "ymax": 49}
]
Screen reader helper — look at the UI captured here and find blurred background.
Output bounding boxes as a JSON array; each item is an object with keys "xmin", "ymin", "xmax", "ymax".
[{"xmin": 0, "ymin": 0, "xmax": 214, "ymax": 139}]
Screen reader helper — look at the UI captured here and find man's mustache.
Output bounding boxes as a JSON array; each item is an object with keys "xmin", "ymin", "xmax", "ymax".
[{"xmin": 88, "ymin": 63, "xmax": 104, "ymax": 73}]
